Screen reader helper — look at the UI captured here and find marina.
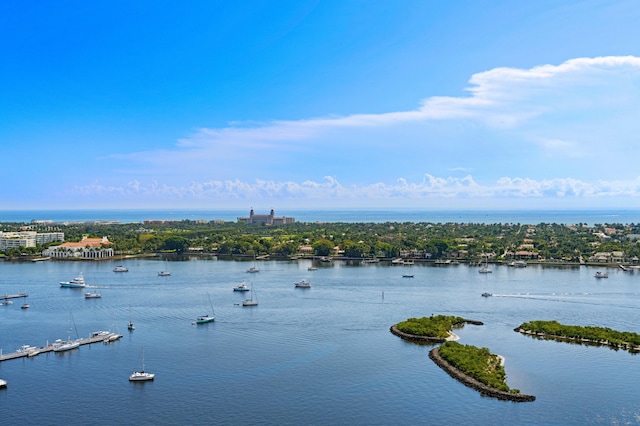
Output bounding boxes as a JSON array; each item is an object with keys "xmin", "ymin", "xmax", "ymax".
[{"xmin": 0, "ymin": 331, "xmax": 124, "ymax": 361}]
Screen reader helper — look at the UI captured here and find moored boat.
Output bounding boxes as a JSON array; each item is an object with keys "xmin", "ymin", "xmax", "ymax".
[
  {"xmin": 195, "ymin": 293, "xmax": 216, "ymax": 324},
  {"xmin": 129, "ymin": 348, "xmax": 154, "ymax": 381},
  {"xmin": 233, "ymin": 281, "xmax": 250, "ymax": 292},
  {"xmin": 294, "ymin": 279, "xmax": 311, "ymax": 288},
  {"xmin": 595, "ymin": 271, "xmax": 608, "ymax": 278}
]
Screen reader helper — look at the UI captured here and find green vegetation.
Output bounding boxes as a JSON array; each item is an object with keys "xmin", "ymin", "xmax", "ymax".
[
  {"xmin": 517, "ymin": 320, "xmax": 640, "ymax": 348},
  {"xmin": 3, "ymin": 218, "xmax": 640, "ymax": 262},
  {"xmin": 395, "ymin": 315, "xmax": 466, "ymax": 338},
  {"xmin": 438, "ymin": 341, "xmax": 519, "ymax": 393}
]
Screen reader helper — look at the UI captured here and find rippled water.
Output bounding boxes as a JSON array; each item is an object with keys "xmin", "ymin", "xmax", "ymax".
[{"xmin": 1, "ymin": 258, "xmax": 640, "ymax": 425}]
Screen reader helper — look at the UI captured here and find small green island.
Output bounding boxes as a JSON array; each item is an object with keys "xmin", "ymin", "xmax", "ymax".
[
  {"xmin": 391, "ymin": 315, "xmax": 535, "ymax": 402},
  {"xmin": 390, "ymin": 315, "xmax": 481, "ymax": 343},
  {"xmin": 516, "ymin": 320, "xmax": 640, "ymax": 352}
]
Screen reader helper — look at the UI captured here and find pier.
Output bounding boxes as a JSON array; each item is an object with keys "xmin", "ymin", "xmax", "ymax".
[
  {"xmin": 0, "ymin": 293, "xmax": 28, "ymax": 300},
  {"xmin": 0, "ymin": 332, "xmax": 122, "ymax": 362}
]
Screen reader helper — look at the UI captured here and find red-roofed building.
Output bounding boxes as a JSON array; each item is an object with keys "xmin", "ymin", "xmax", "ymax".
[{"xmin": 43, "ymin": 236, "xmax": 114, "ymax": 259}]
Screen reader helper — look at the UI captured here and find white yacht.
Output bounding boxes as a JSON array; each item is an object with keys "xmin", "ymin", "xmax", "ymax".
[
  {"xmin": 233, "ymin": 281, "xmax": 250, "ymax": 292},
  {"xmin": 294, "ymin": 279, "xmax": 311, "ymax": 288},
  {"xmin": 60, "ymin": 273, "xmax": 87, "ymax": 288}
]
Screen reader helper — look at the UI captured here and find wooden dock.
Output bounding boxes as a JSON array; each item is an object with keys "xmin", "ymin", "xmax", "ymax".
[
  {"xmin": 0, "ymin": 293, "xmax": 28, "ymax": 300},
  {"xmin": 0, "ymin": 332, "xmax": 122, "ymax": 362}
]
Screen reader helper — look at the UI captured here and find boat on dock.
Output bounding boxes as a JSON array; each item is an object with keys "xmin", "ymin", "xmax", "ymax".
[
  {"xmin": 60, "ymin": 273, "xmax": 87, "ymax": 288},
  {"xmin": 53, "ymin": 339, "xmax": 80, "ymax": 352}
]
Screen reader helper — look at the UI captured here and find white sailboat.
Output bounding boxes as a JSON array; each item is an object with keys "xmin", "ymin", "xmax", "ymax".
[
  {"xmin": 128, "ymin": 306, "xmax": 135, "ymax": 331},
  {"xmin": 158, "ymin": 260, "xmax": 171, "ymax": 276},
  {"xmin": 242, "ymin": 285, "xmax": 258, "ymax": 307},
  {"xmin": 195, "ymin": 293, "xmax": 216, "ymax": 324},
  {"xmin": 247, "ymin": 255, "xmax": 259, "ymax": 273},
  {"xmin": 54, "ymin": 312, "xmax": 81, "ymax": 352},
  {"xmin": 129, "ymin": 347, "xmax": 154, "ymax": 381},
  {"xmin": 478, "ymin": 256, "xmax": 492, "ymax": 274}
]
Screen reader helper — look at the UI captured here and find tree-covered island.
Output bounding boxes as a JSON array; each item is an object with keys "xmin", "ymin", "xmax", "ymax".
[
  {"xmin": 516, "ymin": 320, "xmax": 640, "ymax": 352},
  {"xmin": 390, "ymin": 315, "xmax": 478, "ymax": 343},
  {"xmin": 390, "ymin": 315, "xmax": 534, "ymax": 402}
]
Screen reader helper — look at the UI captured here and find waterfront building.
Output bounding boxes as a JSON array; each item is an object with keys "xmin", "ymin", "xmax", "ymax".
[
  {"xmin": 237, "ymin": 209, "xmax": 295, "ymax": 225},
  {"xmin": 42, "ymin": 236, "xmax": 114, "ymax": 259},
  {"xmin": 0, "ymin": 231, "xmax": 65, "ymax": 250}
]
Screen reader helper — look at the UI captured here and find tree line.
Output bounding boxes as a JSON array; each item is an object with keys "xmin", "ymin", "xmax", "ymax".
[{"xmin": 2, "ymin": 219, "xmax": 640, "ymax": 262}]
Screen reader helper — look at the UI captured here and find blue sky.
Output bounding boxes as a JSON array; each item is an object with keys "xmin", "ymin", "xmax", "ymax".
[{"xmin": 2, "ymin": 0, "xmax": 640, "ymax": 211}]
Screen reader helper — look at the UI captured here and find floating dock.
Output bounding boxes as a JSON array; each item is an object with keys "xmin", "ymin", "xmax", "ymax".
[
  {"xmin": 0, "ymin": 332, "xmax": 122, "ymax": 362},
  {"xmin": 0, "ymin": 293, "xmax": 28, "ymax": 300}
]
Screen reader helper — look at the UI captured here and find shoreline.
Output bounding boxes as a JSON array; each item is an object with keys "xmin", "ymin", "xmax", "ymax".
[{"xmin": 429, "ymin": 347, "xmax": 536, "ymax": 402}]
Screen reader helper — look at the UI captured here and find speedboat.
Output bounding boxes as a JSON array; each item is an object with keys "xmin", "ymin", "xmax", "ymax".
[
  {"xmin": 84, "ymin": 292, "xmax": 101, "ymax": 299},
  {"xmin": 294, "ymin": 279, "xmax": 311, "ymax": 288},
  {"xmin": 60, "ymin": 273, "xmax": 87, "ymax": 288},
  {"xmin": 158, "ymin": 271, "xmax": 171, "ymax": 276},
  {"xmin": 402, "ymin": 274, "xmax": 414, "ymax": 278},
  {"xmin": 233, "ymin": 281, "xmax": 250, "ymax": 292},
  {"xmin": 481, "ymin": 292, "xmax": 493, "ymax": 297}
]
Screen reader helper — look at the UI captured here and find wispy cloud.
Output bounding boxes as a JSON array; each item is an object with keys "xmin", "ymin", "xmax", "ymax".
[{"xmin": 98, "ymin": 56, "xmax": 640, "ymax": 208}]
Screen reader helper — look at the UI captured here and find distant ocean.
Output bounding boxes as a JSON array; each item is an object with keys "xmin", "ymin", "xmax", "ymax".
[{"xmin": 1, "ymin": 208, "xmax": 640, "ymax": 226}]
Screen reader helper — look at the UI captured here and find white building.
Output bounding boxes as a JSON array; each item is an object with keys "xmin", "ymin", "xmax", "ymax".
[
  {"xmin": 42, "ymin": 236, "xmax": 114, "ymax": 259},
  {"xmin": 0, "ymin": 231, "xmax": 65, "ymax": 250}
]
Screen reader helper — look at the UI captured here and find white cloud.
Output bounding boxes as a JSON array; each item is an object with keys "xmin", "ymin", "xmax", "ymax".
[
  {"xmin": 71, "ymin": 174, "xmax": 640, "ymax": 207},
  {"xmin": 96, "ymin": 56, "xmax": 640, "ymax": 208}
]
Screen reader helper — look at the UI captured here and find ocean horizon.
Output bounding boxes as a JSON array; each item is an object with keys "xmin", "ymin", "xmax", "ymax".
[{"xmin": 1, "ymin": 208, "xmax": 640, "ymax": 226}]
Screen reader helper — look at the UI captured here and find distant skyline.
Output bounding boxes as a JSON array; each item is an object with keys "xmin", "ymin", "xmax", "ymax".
[{"xmin": 3, "ymin": 1, "xmax": 640, "ymax": 211}]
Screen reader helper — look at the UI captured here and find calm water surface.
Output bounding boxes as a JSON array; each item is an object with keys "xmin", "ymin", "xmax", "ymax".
[{"xmin": 1, "ymin": 258, "xmax": 640, "ymax": 425}]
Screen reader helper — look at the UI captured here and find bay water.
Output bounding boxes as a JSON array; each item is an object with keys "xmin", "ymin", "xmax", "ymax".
[{"xmin": 1, "ymin": 257, "xmax": 639, "ymax": 425}]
